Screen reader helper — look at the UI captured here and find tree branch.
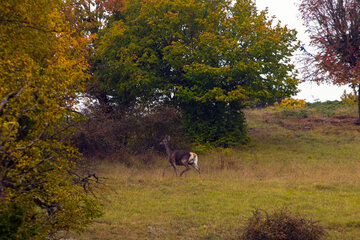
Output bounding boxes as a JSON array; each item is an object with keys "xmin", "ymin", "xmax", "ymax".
[
  {"xmin": 34, "ymin": 198, "xmax": 60, "ymax": 216},
  {"xmin": 8, "ymin": 131, "xmax": 45, "ymax": 153},
  {"xmin": 0, "ymin": 92, "xmax": 16, "ymax": 113},
  {"xmin": 0, "ymin": 81, "xmax": 32, "ymax": 113},
  {"xmin": 0, "ymin": 19, "xmax": 58, "ymax": 33}
]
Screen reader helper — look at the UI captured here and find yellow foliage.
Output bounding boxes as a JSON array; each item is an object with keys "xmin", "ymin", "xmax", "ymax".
[
  {"xmin": 273, "ymin": 98, "xmax": 306, "ymax": 109},
  {"xmin": 340, "ymin": 90, "xmax": 357, "ymax": 105},
  {"xmin": 0, "ymin": 0, "xmax": 101, "ymax": 238}
]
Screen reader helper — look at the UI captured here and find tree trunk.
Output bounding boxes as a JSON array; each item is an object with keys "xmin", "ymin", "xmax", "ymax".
[{"xmin": 356, "ymin": 84, "xmax": 360, "ymax": 125}]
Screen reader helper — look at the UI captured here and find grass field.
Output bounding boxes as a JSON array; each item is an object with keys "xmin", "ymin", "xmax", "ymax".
[{"xmin": 64, "ymin": 102, "xmax": 360, "ymax": 240}]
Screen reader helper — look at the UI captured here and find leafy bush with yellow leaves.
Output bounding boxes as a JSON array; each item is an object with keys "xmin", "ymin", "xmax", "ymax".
[
  {"xmin": 340, "ymin": 90, "xmax": 357, "ymax": 105},
  {"xmin": 273, "ymin": 98, "xmax": 306, "ymax": 109}
]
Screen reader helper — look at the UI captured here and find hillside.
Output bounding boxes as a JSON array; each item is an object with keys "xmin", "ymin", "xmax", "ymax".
[{"xmin": 63, "ymin": 102, "xmax": 360, "ymax": 240}]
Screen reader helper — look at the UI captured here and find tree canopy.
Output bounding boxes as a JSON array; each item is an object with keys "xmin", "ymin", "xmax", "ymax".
[
  {"xmin": 0, "ymin": 0, "xmax": 101, "ymax": 238},
  {"xmin": 93, "ymin": 0, "xmax": 299, "ymax": 146},
  {"xmin": 299, "ymin": 0, "xmax": 360, "ymax": 122}
]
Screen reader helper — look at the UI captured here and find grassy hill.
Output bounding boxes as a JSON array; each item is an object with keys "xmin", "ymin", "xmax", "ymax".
[{"xmin": 64, "ymin": 101, "xmax": 360, "ymax": 240}]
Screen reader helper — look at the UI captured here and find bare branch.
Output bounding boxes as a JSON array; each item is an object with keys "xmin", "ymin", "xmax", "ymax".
[
  {"xmin": 300, "ymin": 45, "xmax": 315, "ymax": 59},
  {"xmin": 70, "ymin": 170, "xmax": 107, "ymax": 197}
]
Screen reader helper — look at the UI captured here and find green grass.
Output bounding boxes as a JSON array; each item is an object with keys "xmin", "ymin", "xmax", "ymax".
[{"xmin": 63, "ymin": 102, "xmax": 360, "ymax": 239}]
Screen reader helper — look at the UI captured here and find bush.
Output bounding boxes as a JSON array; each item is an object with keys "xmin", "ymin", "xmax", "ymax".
[
  {"xmin": 240, "ymin": 209, "xmax": 326, "ymax": 240},
  {"xmin": 340, "ymin": 90, "xmax": 357, "ymax": 105},
  {"xmin": 274, "ymin": 98, "xmax": 306, "ymax": 109},
  {"xmin": 73, "ymin": 105, "xmax": 189, "ymax": 164},
  {"xmin": 306, "ymin": 101, "xmax": 344, "ymax": 117}
]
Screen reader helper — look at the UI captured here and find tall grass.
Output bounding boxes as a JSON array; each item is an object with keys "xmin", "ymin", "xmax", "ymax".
[{"xmin": 63, "ymin": 102, "xmax": 360, "ymax": 240}]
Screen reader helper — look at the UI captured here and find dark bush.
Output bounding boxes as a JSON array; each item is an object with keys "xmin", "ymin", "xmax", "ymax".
[
  {"xmin": 73, "ymin": 105, "xmax": 189, "ymax": 164},
  {"xmin": 240, "ymin": 209, "xmax": 326, "ymax": 240}
]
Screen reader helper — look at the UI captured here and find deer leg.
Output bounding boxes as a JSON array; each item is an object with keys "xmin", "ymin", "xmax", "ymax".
[
  {"xmin": 171, "ymin": 162, "xmax": 178, "ymax": 176},
  {"xmin": 191, "ymin": 164, "xmax": 201, "ymax": 175},
  {"xmin": 180, "ymin": 164, "xmax": 191, "ymax": 176},
  {"xmin": 163, "ymin": 163, "xmax": 177, "ymax": 176}
]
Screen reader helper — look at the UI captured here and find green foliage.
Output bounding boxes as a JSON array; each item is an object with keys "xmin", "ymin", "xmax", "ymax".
[
  {"xmin": 94, "ymin": 0, "xmax": 299, "ymax": 147},
  {"xmin": 240, "ymin": 209, "xmax": 326, "ymax": 240},
  {"xmin": 307, "ymin": 100, "xmax": 343, "ymax": 109},
  {"xmin": 183, "ymin": 102, "xmax": 249, "ymax": 147},
  {"xmin": 306, "ymin": 101, "xmax": 344, "ymax": 117},
  {"xmin": 0, "ymin": 202, "xmax": 40, "ymax": 240},
  {"xmin": 0, "ymin": 0, "xmax": 102, "ymax": 238}
]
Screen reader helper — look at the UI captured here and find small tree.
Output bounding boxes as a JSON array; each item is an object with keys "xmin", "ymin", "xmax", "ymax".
[
  {"xmin": 0, "ymin": 0, "xmax": 102, "ymax": 238},
  {"xmin": 299, "ymin": 0, "xmax": 360, "ymax": 123}
]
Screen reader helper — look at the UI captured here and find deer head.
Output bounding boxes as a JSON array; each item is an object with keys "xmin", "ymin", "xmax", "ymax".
[{"xmin": 160, "ymin": 135, "xmax": 170, "ymax": 146}]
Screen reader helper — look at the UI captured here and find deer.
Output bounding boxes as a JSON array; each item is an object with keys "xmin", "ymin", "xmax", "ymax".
[{"xmin": 160, "ymin": 135, "xmax": 200, "ymax": 177}]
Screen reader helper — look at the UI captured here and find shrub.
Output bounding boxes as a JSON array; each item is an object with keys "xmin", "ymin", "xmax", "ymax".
[
  {"xmin": 274, "ymin": 98, "xmax": 306, "ymax": 109},
  {"xmin": 340, "ymin": 90, "xmax": 357, "ymax": 105},
  {"xmin": 240, "ymin": 209, "xmax": 326, "ymax": 240},
  {"xmin": 306, "ymin": 101, "xmax": 344, "ymax": 117}
]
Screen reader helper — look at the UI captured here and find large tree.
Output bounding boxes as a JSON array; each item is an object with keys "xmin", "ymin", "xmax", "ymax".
[
  {"xmin": 94, "ymin": 0, "xmax": 299, "ymax": 146},
  {"xmin": 0, "ymin": 0, "xmax": 101, "ymax": 238},
  {"xmin": 299, "ymin": 0, "xmax": 360, "ymax": 122}
]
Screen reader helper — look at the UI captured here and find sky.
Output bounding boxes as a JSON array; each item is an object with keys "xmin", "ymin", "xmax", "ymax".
[{"xmin": 255, "ymin": 0, "xmax": 353, "ymax": 102}]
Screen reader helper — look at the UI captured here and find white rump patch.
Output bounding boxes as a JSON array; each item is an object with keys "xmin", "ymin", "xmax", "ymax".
[{"xmin": 189, "ymin": 152, "xmax": 198, "ymax": 166}]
